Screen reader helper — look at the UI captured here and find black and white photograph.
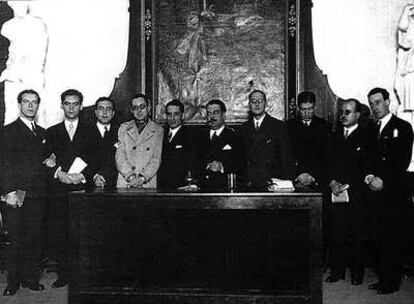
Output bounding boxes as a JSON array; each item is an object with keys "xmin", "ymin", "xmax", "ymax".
[{"xmin": 0, "ymin": 0, "xmax": 413, "ymax": 303}]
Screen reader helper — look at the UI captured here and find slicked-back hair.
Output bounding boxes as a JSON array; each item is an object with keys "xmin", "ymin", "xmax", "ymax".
[
  {"xmin": 130, "ymin": 93, "xmax": 150, "ymax": 107},
  {"xmin": 341, "ymin": 98, "xmax": 362, "ymax": 113},
  {"xmin": 297, "ymin": 91, "xmax": 316, "ymax": 105},
  {"xmin": 248, "ymin": 89, "xmax": 267, "ymax": 103},
  {"xmin": 18, "ymin": 89, "xmax": 40, "ymax": 104},
  {"xmin": 95, "ymin": 97, "xmax": 115, "ymax": 110},
  {"xmin": 206, "ymin": 99, "xmax": 227, "ymax": 112},
  {"xmin": 166, "ymin": 99, "xmax": 184, "ymax": 113},
  {"xmin": 61, "ymin": 89, "xmax": 83, "ymax": 104},
  {"xmin": 367, "ymin": 87, "xmax": 389, "ymax": 101}
]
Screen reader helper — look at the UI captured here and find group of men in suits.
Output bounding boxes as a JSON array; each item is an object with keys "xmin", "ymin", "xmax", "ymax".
[
  {"xmin": 0, "ymin": 85, "xmax": 412, "ymax": 296},
  {"xmin": 323, "ymin": 88, "xmax": 413, "ymax": 295},
  {"xmin": 0, "ymin": 89, "xmax": 119, "ymax": 296},
  {"xmin": 156, "ymin": 90, "xmax": 296, "ymax": 190}
]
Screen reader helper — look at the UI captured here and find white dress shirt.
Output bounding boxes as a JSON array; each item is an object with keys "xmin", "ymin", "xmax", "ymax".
[
  {"xmin": 97, "ymin": 122, "xmax": 111, "ymax": 138},
  {"xmin": 253, "ymin": 115, "xmax": 266, "ymax": 129},
  {"xmin": 210, "ymin": 125, "xmax": 225, "ymax": 139},
  {"xmin": 378, "ymin": 112, "xmax": 392, "ymax": 134}
]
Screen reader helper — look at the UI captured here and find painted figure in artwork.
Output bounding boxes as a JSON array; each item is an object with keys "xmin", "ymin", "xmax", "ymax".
[
  {"xmin": 395, "ymin": 3, "xmax": 414, "ymax": 111},
  {"xmin": 0, "ymin": 1, "xmax": 48, "ymax": 126}
]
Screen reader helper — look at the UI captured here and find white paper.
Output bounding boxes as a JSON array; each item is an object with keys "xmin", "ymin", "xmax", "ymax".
[
  {"xmin": 331, "ymin": 189, "xmax": 349, "ymax": 203},
  {"xmin": 268, "ymin": 178, "xmax": 295, "ymax": 192},
  {"xmin": 68, "ymin": 157, "xmax": 88, "ymax": 174}
]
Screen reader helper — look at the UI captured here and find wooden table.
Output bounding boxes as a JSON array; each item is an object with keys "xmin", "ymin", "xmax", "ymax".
[{"xmin": 68, "ymin": 189, "xmax": 322, "ymax": 304}]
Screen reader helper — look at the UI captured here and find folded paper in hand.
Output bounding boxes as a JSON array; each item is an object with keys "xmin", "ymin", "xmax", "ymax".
[
  {"xmin": 331, "ymin": 189, "xmax": 349, "ymax": 203},
  {"xmin": 0, "ymin": 189, "xmax": 26, "ymax": 207},
  {"xmin": 68, "ymin": 157, "xmax": 88, "ymax": 174},
  {"xmin": 268, "ymin": 178, "xmax": 295, "ymax": 192}
]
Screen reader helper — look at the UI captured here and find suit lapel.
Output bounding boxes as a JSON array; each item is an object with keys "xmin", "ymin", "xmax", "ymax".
[
  {"xmin": 170, "ymin": 126, "xmax": 183, "ymax": 146},
  {"xmin": 379, "ymin": 115, "xmax": 395, "ymax": 139},
  {"xmin": 126, "ymin": 121, "xmax": 142, "ymax": 145}
]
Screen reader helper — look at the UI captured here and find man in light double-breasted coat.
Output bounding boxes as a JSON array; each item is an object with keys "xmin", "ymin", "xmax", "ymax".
[{"xmin": 116, "ymin": 93, "xmax": 163, "ymax": 188}]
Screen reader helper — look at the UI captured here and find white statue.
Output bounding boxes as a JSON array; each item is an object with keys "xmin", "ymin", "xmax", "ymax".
[
  {"xmin": 0, "ymin": 1, "xmax": 48, "ymax": 125},
  {"xmin": 395, "ymin": 4, "xmax": 414, "ymax": 111}
]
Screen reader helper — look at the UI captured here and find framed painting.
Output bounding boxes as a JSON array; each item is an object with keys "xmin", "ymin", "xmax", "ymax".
[{"xmin": 144, "ymin": 0, "xmax": 298, "ymax": 124}]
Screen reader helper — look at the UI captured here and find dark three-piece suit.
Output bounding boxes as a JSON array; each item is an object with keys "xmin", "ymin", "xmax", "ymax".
[
  {"xmin": 368, "ymin": 115, "xmax": 413, "ymax": 288},
  {"xmin": 196, "ymin": 126, "xmax": 241, "ymax": 189},
  {"xmin": 238, "ymin": 114, "xmax": 295, "ymax": 189},
  {"xmin": 326, "ymin": 124, "xmax": 375, "ymax": 279},
  {"xmin": 0, "ymin": 119, "xmax": 48, "ymax": 288},
  {"xmin": 45, "ymin": 120, "xmax": 94, "ymax": 281},
  {"xmin": 157, "ymin": 126, "xmax": 197, "ymax": 190}
]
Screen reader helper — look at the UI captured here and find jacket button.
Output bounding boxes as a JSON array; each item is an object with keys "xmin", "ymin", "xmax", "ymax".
[
  {"xmin": 131, "ymin": 166, "xmax": 136, "ymax": 170},
  {"xmin": 133, "ymin": 146, "xmax": 137, "ymax": 150}
]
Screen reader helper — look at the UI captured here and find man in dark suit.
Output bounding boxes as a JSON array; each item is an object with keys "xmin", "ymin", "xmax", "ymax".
[
  {"xmin": 238, "ymin": 90, "xmax": 295, "ymax": 189},
  {"xmin": 365, "ymin": 87, "xmax": 414, "ymax": 294},
  {"xmin": 89, "ymin": 97, "xmax": 118, "ymax": 188},
  {"xmin": 288, "ymin": 91, "xmax": 331, "ymax": 188},
  {"xmin": 0, "ymin": 89, "xmax": 48, "ymax": 295},
  {"xmin": 325, "ymin": 98, "xmax": 374, "ymax": 286},
  {"xmin": 157, "ymin": 99, "xmax": 197, "ymax": 190},
  {"xmin": 45, "ymin": 89, "xmax": 94, "ymax": 288},
  {"xmin": 196, "ymin": 99, "xmax": 241, "ymax": 189}
]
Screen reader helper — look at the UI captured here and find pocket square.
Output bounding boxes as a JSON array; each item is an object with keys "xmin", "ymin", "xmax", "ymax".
[
  {"xmin": 356, "ymin": 147, "xmax": 361, "ymax": 151},
  {"xmin": 42, "ymin": 139, "xmax": 46, "ymax": 144},
  {"xmin": 266, "ymin": 138, "xmax": 272, "ymax": 144},
  {"xmin": 393, "ymin": 129, "xmax": 399, "ymax": 138},
  {"xmin": 175, "ymin": 145, "xmax": 183, "ymax": 149},
  {"xmin": 114, "ymin": 142, "xmax": 120, "ymax": 149},
  {"xmin": 222, "ymin": 144, "xmax": 232, "ymax": 150}
]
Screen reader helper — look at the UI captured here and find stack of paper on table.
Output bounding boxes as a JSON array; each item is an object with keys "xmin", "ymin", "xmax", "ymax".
[{"xmin": 268, "ymin": 178, "xmax": 295, "ymax": 192}]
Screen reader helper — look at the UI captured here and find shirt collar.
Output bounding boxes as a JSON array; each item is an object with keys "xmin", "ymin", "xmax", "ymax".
[
  {"xmin": 96, "ymin": 121, "xmax": 111, "ymax": 137},
  {"xmin": 169, "ymin": 125, "xmax": 182, "ymax": 141},
  {"xmin": 19, "ymin": 116, "xmax": 35, "ymax": 130},
  {"xmin": 344, "ymin": 123, "xmax": 358, "ymax": 136},
  {"xmin": 64, "ymin": 118, "xmax": 79, "ymax": 132},
  {"xmin": 302, "ymin": 119, "xmax": 312, "ymax": 126},
  {"xmin": 253, "ymin": 115, "xmax": 266, "ymax": 128},
  {"xmin": 210, "ymin": 125, "xmax": 225, "ymax": 139},
  {"xmin": 378, "ymin": 112, "xmax": 392, "ymax": 133}
]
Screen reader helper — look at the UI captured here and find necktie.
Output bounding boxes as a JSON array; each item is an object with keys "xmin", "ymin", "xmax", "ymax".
[
  {"xmin": 31, "ymin": 122, "xmax": 36, "ymax": 136},
  {"xmin": 255, "ymin": 121, "xmax": 260, "ymax": 131},
  {"xmin": 104, "ymin": 126, "xmax": 109, "ymax": 138},
  {"xmin": 211, "ymin": 131, "xmax": 218, "ymax": 141},
  {"xmin": 68, "ymin": 122, "xmax": 74, "ymax": 140},
  {"xmin": 344, "ymin": 128, "xmax": 349, "ymax": 139},
  {"xmin": 168, "ymin": 130, "xmax": 173, "ymax": 142},
  {"xmin": 376, "ymin": 120, "xmax": 382, "ymax": 138}
]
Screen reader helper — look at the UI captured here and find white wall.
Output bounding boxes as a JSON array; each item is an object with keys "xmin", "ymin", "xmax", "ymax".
[
  {"xmin": 1, "ymin": 0, "xmax": 129, "ymax": 127},
  {"xmin": 312, "ymin": 0, "xmax": 414, "ymax": 170}
]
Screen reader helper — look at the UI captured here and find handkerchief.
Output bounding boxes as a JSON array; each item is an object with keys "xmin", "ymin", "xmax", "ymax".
[{"xmin": 222, "ymin": 144, "xmax": 232, "ymax": 150}]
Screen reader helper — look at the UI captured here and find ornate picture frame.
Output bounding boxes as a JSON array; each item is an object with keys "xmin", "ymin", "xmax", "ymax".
[{"xmin": 143, "ymin": 0, "xmax": 298, "ymax": 124}]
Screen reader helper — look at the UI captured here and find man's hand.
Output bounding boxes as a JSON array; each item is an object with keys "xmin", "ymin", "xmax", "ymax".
[
  {"xmin": 67, "ymin": 173, "xmax": 85, "ymax": 185},
  {"xmin": 43, "ymin": 153, "xmax": 56, "ymax": 168},
  {"xmin": 127, "ymin": 175, "xmax": 145, "ymax": 188},
  {"xmin": 296, "ymin": 172, "xmax": 315, "ymax": 187},
  {"xmin": 329, "ymin": 180, "xmax": 344, "ymax": 196},
  {"xmin": 57, "ymin": 170, "xmax": 71, "ymax": 184},
  {"xmin": 3, "ymin": 192, "xmax": 22, "ymax": 208},
  {"xmin": 368, "ymin": 176, "xmax": 384, "ymax": 191},
  {"xmin": 93, "ymin": 174, "xmax": 106, "ymax": 188},
  {"xmin": 206, "ymin": 161, "xmax": 224, "ymax": 173}
]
